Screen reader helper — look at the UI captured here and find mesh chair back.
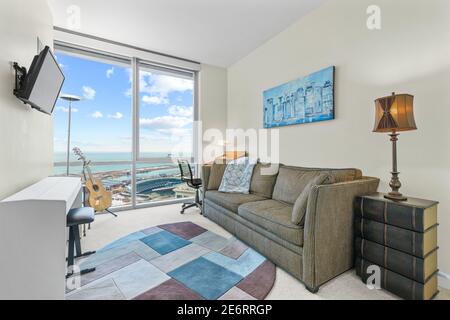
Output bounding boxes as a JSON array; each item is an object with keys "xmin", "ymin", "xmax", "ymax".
[{"xmin": 178, "ymin": 160, "xmax": 193, "ymax": 182}]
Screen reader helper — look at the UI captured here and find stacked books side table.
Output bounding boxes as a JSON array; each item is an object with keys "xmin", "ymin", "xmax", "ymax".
[{"xmin": 354, "ymin": 193, "xmax": 439, "ymax": 300}]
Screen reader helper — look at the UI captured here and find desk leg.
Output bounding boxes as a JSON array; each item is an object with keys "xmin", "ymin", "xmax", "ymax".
[
  {"xmin": 74, "ymin": 225, "xmax": 82, "ymax": 257},
  {"xmin": 67, "ymin": 227, "xmax": 75, "ymax": 267}
]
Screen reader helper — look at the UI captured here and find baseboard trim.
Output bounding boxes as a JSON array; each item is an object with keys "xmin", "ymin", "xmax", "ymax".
[{"xmin": 438, "ymin": 271, "xmax": 450, "ymax": 290}]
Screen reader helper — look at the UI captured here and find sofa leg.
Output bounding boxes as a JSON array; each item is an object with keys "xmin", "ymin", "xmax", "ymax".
[{"xmin": 305, "ymin": 285, "xmax": 319, "ymax": 294}]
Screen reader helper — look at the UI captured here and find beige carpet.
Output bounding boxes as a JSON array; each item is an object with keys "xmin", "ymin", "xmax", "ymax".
[{"xmin": 79, "ymin": 203, "xmax": 450, "ymax": 300}]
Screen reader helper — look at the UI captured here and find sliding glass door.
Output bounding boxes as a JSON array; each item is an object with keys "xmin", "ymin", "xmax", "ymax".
[{"xmin": 53, "ymin": 46, "xmax": 196, "ymax": 209}]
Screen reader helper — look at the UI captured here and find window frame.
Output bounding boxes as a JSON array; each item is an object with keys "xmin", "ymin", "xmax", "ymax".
[{"xmin": 54, "ymin": 42, "xmax": 198, "ymax": 211}]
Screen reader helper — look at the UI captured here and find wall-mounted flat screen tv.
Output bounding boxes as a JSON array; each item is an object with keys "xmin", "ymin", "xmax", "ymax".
[{"xmin": 14, "ymin": 46, "xmax": 65, "ymax": 115}]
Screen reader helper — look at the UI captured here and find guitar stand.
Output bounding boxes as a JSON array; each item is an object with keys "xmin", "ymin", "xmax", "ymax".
[{"xmin": 104, "ymin": 208, "xmax": 118, "ymax": 217}]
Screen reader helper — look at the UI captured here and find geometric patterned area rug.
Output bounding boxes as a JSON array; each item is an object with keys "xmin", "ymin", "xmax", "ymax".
[{"xmin": 66, "ymin": 221, "xmax": 276, "ymax": 300}]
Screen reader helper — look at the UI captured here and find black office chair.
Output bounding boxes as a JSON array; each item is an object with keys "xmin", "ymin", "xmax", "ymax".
[
  {"xmin": 178, "ymin": 160, "xmax": 202, "ymax": 214},
  {"xmin": 66, "ymin": 207, "xmax": 96, "ymax": 278}
]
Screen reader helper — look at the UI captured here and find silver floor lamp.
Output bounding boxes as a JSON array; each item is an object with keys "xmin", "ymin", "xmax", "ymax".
[{"xmin": 60, "ymin": 94, "xmax": 81, "ymax": 176}]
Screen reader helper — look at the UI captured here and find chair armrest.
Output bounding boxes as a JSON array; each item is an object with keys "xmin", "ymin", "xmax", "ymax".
[{"xmin": 302, "ymin": 177, "xmax": 380, "ymax": 291}]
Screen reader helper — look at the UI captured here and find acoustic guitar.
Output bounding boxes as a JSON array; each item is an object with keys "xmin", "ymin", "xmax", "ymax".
[{"xmin": 73, "ymin": 147, "xmax": 112, "ymax": 213}]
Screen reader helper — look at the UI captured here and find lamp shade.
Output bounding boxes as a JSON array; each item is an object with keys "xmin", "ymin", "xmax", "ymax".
[{"xmin": 373, "ymin": 93, "xmax": 417, "ymax": 133}]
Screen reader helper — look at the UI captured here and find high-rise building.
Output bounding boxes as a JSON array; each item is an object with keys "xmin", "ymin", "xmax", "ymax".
[
  {"xmin": 305, "ymin": 84, "xmax": 314, "ymax": 116},
  {"xmin": 274, "ymin": 97, "xmax": 283, "ymax": 122},
  {"xmin": 295, "ymin": 87, "xmax": 306, "ymax": 118},
  {"xmin": 265, "ymin": 98, "xmax": 274, "ymax": 125},
  {"xmin": 284, "ymin": 93, "xmax": 294, "ymax": 119},
  {"xmin": 322, "ymin": 80, "xmax": 333, "ymax": 114},
  {"xmin": 313, "ymin": 85, "xmax": 323, "ymax": 114}
]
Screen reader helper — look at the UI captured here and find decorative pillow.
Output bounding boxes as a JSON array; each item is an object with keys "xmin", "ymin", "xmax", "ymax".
[
  {"xmin": 207, "ymin": 163, "xmax": 227, "ymax": 190},
  {"xmin": 291, "ymin": 173, "xmax": 334, "ymax": 225},
  {"xmin": 219, "ymin": 157, "xmax": 257, "ymax": 194}
]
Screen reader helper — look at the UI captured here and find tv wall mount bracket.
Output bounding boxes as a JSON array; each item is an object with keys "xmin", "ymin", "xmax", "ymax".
[{"xmin": 13, "ymin": 62, "xmax": 27, "ymax": 98}]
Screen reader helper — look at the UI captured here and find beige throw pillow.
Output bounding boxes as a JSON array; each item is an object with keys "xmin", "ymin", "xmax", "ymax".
[
  {"xmin": 291, "ymin": 174, "xmax": 334, "ymax": 225},
  {"xmin": 207, "ymin": 163, "xmax": 227, "ymax": 190}
]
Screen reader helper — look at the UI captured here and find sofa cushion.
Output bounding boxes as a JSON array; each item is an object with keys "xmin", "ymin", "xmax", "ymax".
[
  {"xmin": 291, "ymin": 173, "xmax": 334, "ymax": 225},
  {"xmin": 238, "ymin": 200, "xmax": 304, "ymax": 246},
  {"xmin": 205, "ymin": 190, "xmax": 267, "ymax": 213},
  {"xmin": 283, "ymin": 166, "xmax": 362, "ymax": 183},
  {"xmin": 249, "ymin": 163, "xmax": 279, "ymax": 198},
  {"xmin": 272, "ymin": 166, "xmax": 359, "ymax": 204},
  {"xmin": 272, "ymin": 167, "xmax": 329, "ymax": 204},
  {"xmin": 207, "ymin": 163, "xmax": 227, "ymax": 190}
]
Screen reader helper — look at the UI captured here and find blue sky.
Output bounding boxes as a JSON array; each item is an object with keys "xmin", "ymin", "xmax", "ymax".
[{"xmin": 54, "ymin": 52, "xmax": 194, "ymax": 155}]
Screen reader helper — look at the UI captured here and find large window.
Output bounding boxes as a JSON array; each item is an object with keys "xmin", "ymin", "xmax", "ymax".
[{"xmin": 53, "ymin": 47, "xmax": 196, "ymax": 208}]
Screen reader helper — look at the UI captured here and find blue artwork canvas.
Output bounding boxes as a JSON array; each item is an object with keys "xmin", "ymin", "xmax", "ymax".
[{"xmin": 263, "ymin": 66, "xmax": 335, "ymax": 128}]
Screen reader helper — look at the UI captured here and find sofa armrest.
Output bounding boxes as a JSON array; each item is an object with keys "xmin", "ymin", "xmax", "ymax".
[
  {"xmin": 202, "ymin": 165, "xmax": 212, "ymax": 193},
  {"xmin": 302, "ymin": 177, "xmax": 380, "ymax": 291}
]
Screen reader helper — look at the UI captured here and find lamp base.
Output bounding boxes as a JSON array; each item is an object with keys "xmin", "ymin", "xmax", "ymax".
[{"xmin": 384, "ymin": 192, "xmax": 408, "ymax": 202}]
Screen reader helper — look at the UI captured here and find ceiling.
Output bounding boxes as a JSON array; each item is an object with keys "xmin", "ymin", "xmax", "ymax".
[{"xmin": 47, "ymin": 0, "xmax": 325, "ymax": 67}]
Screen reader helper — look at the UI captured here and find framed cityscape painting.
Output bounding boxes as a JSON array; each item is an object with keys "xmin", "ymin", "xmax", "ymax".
[{"xmin": 263, "ymin": 66, "xmax": 335, "ymax": 128}]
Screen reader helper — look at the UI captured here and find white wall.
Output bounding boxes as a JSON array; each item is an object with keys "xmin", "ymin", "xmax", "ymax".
[
  {"xmin": 0, "ymin": 0, "xmax": 54, "ymax": 199},
  {"xmin": 199, "ymin": 64, "xmax": 228, "ymax": 162},
  {"xmin": 227, "ymin": 0, "xmax": 450, "ymax": 277}
]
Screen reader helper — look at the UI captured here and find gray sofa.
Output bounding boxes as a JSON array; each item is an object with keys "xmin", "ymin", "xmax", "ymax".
[{"xmin": 201, "ymin": 163, "xmax": 379, "ymax": 293}]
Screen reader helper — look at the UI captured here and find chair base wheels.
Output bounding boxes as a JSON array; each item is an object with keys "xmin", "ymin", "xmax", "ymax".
[{"xmin": 180, "ymin": 202, "xmax": 202, "ymax": 214}]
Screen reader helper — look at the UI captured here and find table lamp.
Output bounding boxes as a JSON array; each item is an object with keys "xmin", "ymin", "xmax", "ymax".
[{"xmin": 373, "ymin": 92, "xmax": 417, "ymax": 201}]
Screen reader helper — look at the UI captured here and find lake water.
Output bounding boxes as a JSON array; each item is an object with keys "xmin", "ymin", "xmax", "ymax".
[{"xmin": 53, "ymin": 152, "xmax": 183, "ymax": 176}]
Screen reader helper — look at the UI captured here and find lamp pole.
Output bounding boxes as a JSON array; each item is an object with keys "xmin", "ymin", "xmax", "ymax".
[
  {"xmin": 60, "ymin": 94, "xmax": 81, "ymax": 176},
  {"xmin": 387, "ymin": 131, "xmax": 406, "ymax": 201}
]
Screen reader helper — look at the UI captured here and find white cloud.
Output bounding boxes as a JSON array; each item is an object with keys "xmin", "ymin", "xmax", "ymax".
[
  {"xmin": 125, "ymin": 70, "xmax": 193, "ymax": 102},
  {"xmin": 148, "ymin": 74, "xmax": 194, "ymax": 97},
  {"xmin": 56, "ymin": 106, "xmax": 78, "ymax": 113},
  {"xmin": 82, "ymin": 86, "xmax": 96, "ymax": 100},
  {"xmin": 142, "ymin": 95, "xmax": 169, "ymax": 105},
  {"xmin": 168, "ymin": 105, "xmax": 193, "ymax": 117},
  {"xmin": 108, "ymin": 112, "xmax": 123, "ymax": 119},
  {"xmin": 156, "ymin": 127, "xmax": 193, "ymax": 136},
  {"xmin": 91, "ymin": 111, "xmax": 103, "ymax": 119},
  {"xmin": 106, "ymin": 67, "xmax": 114, "ymax": 78},
  {"xmin": 140, "ymin": 116, "xmax": 192, "ymax": 130}
]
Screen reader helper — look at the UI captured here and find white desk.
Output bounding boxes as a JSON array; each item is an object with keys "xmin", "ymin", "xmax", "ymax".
[{"xmin": 0, "ymin": 177, "xmax": 82, "ymax": 300}]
